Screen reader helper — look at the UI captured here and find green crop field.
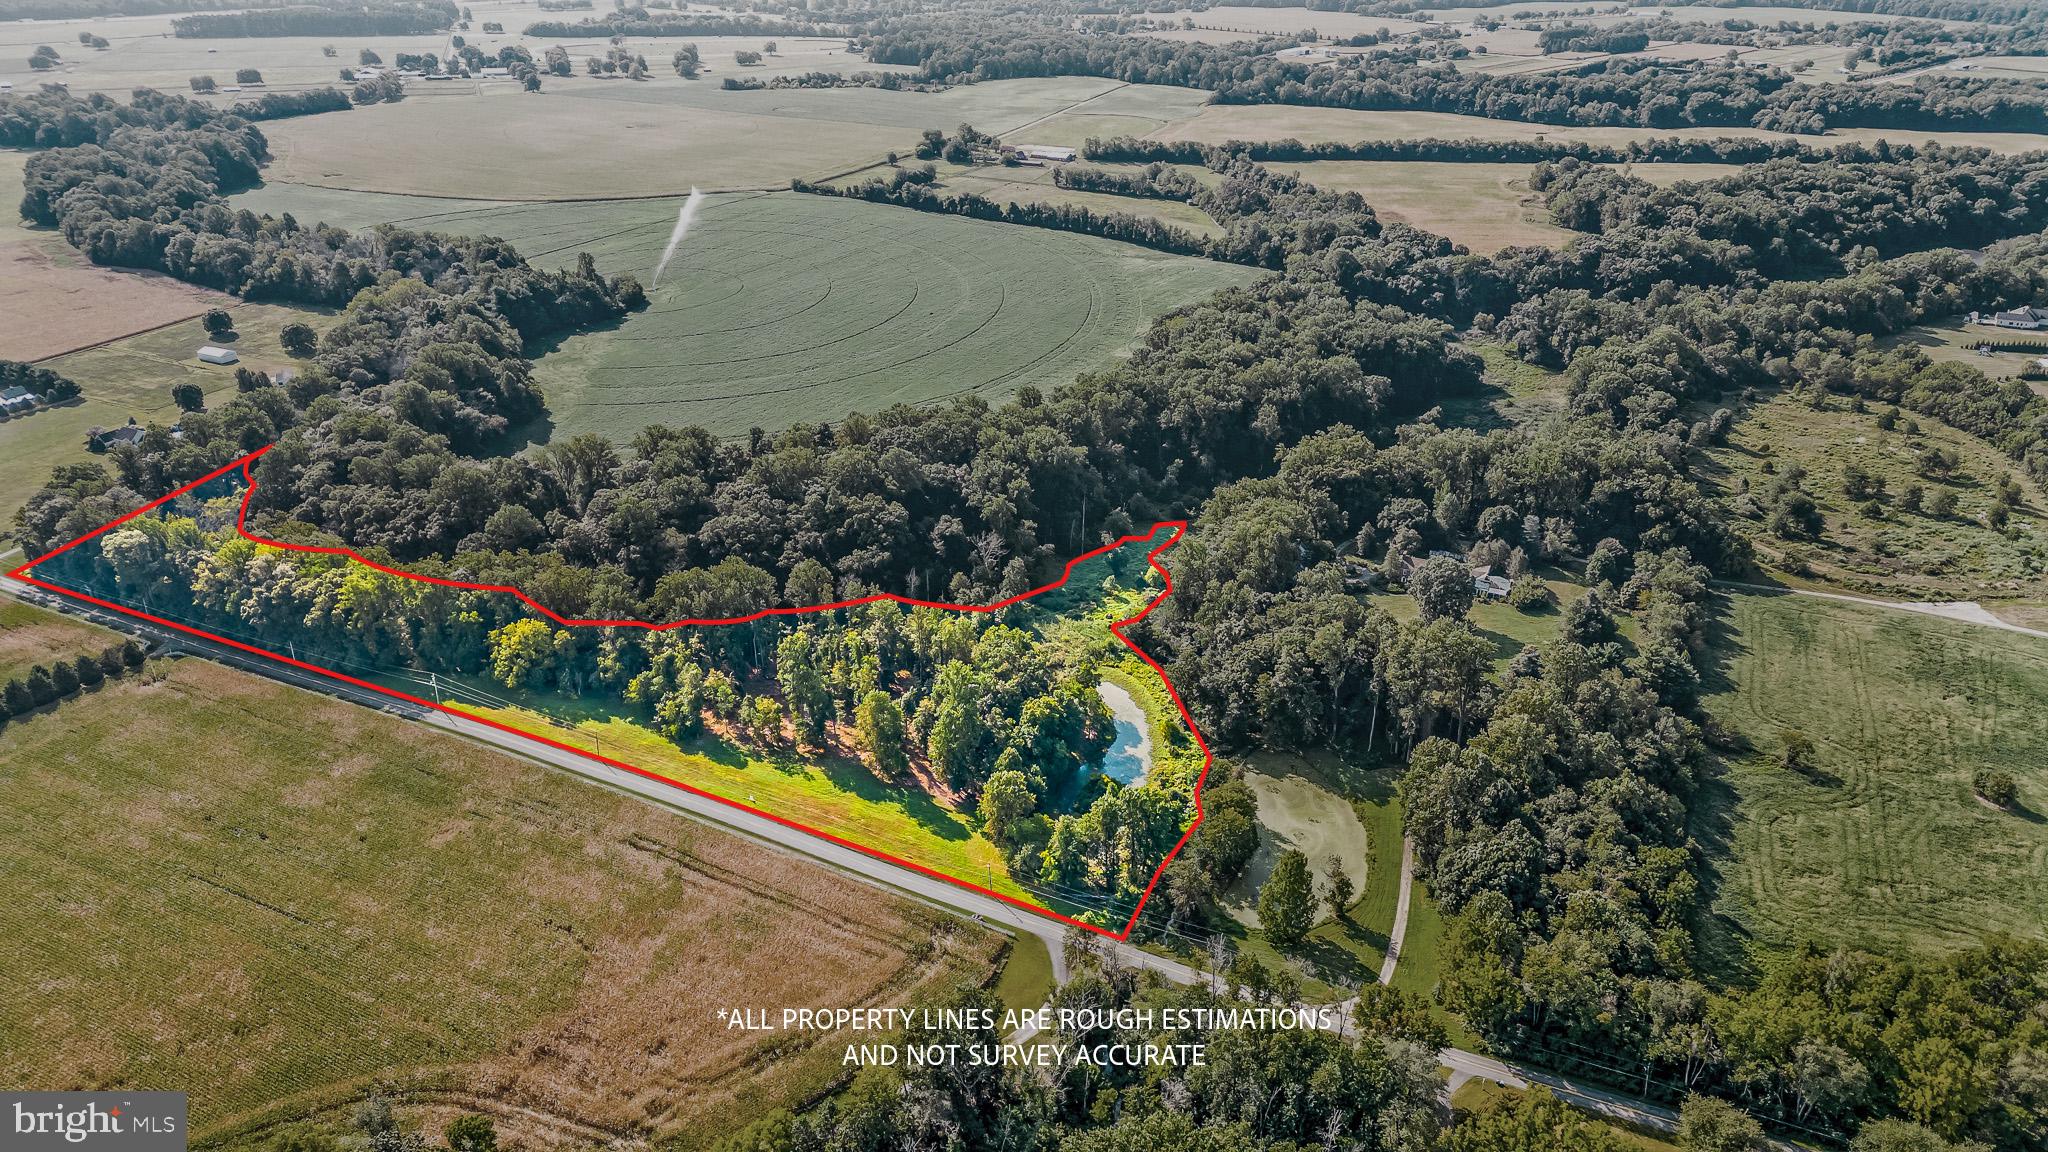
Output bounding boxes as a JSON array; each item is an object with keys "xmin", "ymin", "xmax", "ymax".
[
  {"xmin": 1700, "ymin": 591, "xmax": 2048, "ymax": 960},
  {"xmin": 228, "ymin": 185, "xmax": 1256, "ymax": 441},
  {"xmin": 0, "ymin": 648, "xmax": 1000, "ymax": 1147}
]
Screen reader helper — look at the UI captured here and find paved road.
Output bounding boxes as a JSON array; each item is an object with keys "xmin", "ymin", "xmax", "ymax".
[{"xmin": 4, "ymin": 570, "xmax": 1717, "ymax": 1143}]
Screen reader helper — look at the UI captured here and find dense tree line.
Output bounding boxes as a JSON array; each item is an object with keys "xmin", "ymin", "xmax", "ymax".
[
  {"xmin": 714, "ymin": 953, "xmax": 1445, "ymax": 1152},
  {"xmin": 1054, "ymin": 160, "xmax": 1204, "ymax": 200},
  {"xmin": 0, "ymin": 360, "xmax": 80, "ymax": 402},
  {"xmin": 523, "ymin": 10, "xmax": 825, "ymax": 36},
  {"xmin": 1535, "ymin": 147, "xmax": 2048, "ymax": 266},
  {"xmin": 0, "ymin": 86, "xmax": 233, "ymax": 149},
  {"xmin": 792, "ymin": 172, "xmax": 1220, "ymax": 258},
  {"xmin": 1082, "ymin": 133, "xmax": 1821, "ymax": 166},
  {"xmin": 227, "ymin": 88, "xmax": 354, "ymax": 120},
  {"xmin": 172, "ymin": 0, "xmax": 456, "ymax": 36},
  {"xmin": 860, "ymin": 20, "xmax": 2048, "ymax": 135}
]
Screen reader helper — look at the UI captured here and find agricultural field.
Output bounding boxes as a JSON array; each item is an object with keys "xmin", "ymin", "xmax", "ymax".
[
  {"xmin": 1697, "ymin": 387, "xmax": 2048, "ymax": 603},
  {"xmin": 562, "ymin": 74, "xmax": 1209, "ymax": 141},
  {"xmin": 0, "ymin": 303, "xmax": 332, "ymax": 535},
  {"xmin": 258, "ymin": 88, "xmax": 910, "ymax": 197},
  {"xmin": 1699, "ymin": 591, "xmax": 2048, "ymax": 959},
  {"xmin": 0, "ymin": 597, "xmax": 118, "ymax": 683},
  {"xmin": 1150, "ymin": 105, "xmax": 1808, "ymax": 149},
  {"xmin": 1271, "ymin": 160, "xmax": 1576, "ymax": 252},
  {"xmin": 227, "ymin": 185, "xmax": 1255, "ymax": 441},
  {"xmin": 0, "ymin": 649, "xmax": 1004, "ymax": 1148},
  {"xmin": 0, "ymin": 17, "xmax": 450, "ymax": 97},
  {"xmin": 0, "ymin": 149, "xmax": 227, "ymax": 362}
]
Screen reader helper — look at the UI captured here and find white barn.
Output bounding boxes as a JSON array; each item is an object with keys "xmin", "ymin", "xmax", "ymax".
[{"xmin": 197, "ymin": 345, "xmax": 240, "ymax": 365}]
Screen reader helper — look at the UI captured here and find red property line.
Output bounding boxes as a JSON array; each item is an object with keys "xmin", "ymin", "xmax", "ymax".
[{"xmin": 10, "ymin": 444, "xmax": 1213, "ymax": 941}]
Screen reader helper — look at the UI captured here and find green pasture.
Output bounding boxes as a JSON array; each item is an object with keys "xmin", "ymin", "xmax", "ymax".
[{"xmin": 1699, "ymin": 591, "xmax": 2048, "ymax": 959}]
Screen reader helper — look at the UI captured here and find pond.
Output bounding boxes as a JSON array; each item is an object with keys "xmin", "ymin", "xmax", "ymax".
[{"xmin": 1096, "ymin": 681, "xmax": 1152, "ymax": 785}]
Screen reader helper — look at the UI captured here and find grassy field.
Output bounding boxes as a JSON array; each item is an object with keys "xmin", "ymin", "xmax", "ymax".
[
  {"xmin": 991, "ymin": 933, "xmax": 1057, "ymax": 1016},
  {"xmin": 1201, "ymin": 752, "xmax": 1441, "ymax": 1004},
  {"xmin": 0, "ymin": 149, "xmax": 228, "ymax": 363},
  {"xmin": 1272, "ymin": 160, "xmax": 1575, "ymax": 252},
  {"xmin": 0, "ymin": 650, "xmax": 1002, "ymax": 1147},
  {"xmin": 0, "ymin": 597, "xmax": 120, "ymax": 683},
  {"xmin": 1697, "ymin": 387, "xmax": 2048, "ymax": 602},
  {"xmin": 228, "ymin": 185, "xmax": 1254, "ymax": 441},
  {"xmin": 1699, "ymin": 591, "xmax": 2048, "ymax": 960},
  {"xmin": 0, "ymin": 303, "xmax": 333, "ymax": 537}
]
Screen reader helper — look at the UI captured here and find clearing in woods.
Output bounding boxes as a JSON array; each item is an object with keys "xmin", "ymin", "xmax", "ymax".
[
  {"xmin": 0, "ymin": 646, "xmax": 1004, "ymax": 1148},
  {"xmin": 1697, "ymin": 591, "xmax": 2048, "ymax": 963},
  {"xmin": 1271, "ymin": 161, "xmax": 1576, "ymax": 252},
  {"xmin": 226, "ymin": 185, "xmax": 1256, "ymax": 441},
  {"xmin": 1694, "ymin": 387, "xmax": 2048, "ymax": 604}
]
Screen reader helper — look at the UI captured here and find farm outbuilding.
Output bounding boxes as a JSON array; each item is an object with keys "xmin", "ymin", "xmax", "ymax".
[
  {"xmin": 1013, "ymin": 145, "xmax": 1077, "ymax": 163},
  {"xmin": 197, "ymin": 346, "xmax": 240, "ymax": 365}
]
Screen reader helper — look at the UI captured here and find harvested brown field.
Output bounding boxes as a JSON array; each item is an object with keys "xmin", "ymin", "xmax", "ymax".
[
  {"xmin": 0, "ymin": 152, "xmax": 228, "ymax": 361},
  {"xmin": 1273, "ymin": 160, "xmax": 1574, "ymax": 252},
  {"xmin": 0, "ymin": 655, "xmax": 1003, "ymax": 1149},
  {"xmin": 258, "ymin": 89, "xmax": 914, "ymax": 198},
  {"xmin": 0, "ymin": 599, "xmax": 121, "ymax": 683}
]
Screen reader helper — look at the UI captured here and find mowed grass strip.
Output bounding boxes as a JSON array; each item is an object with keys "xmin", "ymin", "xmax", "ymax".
[
  {"xmin": 428, "ymin": 681, "xmax": 1032, "ymax": 906},
  {"xmin": 0, "ymin": 656, "xmax": 999, "ymax": 1143},
  {"xmin": 1701, "ymin": 591, "xmax": 2048, "ymax": 957},
  {"xmin": 227, "ymin": 187, "xmax": 1256, "ymax": 441}
]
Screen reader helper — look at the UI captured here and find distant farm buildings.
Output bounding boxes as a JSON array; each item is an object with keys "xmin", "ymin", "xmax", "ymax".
[
  {"xmin": 1012, "ymin": 145, "xmax": 1077, "ymax": 163},
  {"xmin": 0, "ymin": 385, "xmax": 41, "ymax": 415},
  {"xmin": 197, "ymin": 345, "xmax": 240, "ymax": 365}
]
